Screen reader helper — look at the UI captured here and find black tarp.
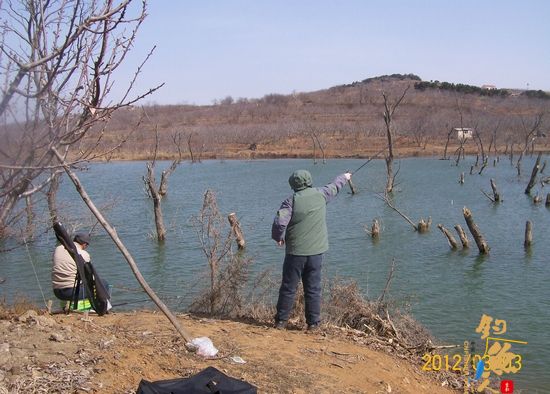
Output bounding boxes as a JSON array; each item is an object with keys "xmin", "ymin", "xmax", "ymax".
[{"xmin": 136, "ymin": 367, "xmax": 257, "ymax": 394}]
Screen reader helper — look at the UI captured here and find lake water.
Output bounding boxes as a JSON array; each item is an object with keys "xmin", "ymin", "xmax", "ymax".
[{"xmin": 1, "ymin": 156, "xmax": 549, "ymax": 391}]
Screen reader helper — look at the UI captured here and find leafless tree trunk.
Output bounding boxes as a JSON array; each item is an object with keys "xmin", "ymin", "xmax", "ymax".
[
  {"xmin": 382, "ymin": 86, "xmax": 409, "ymax": 193},
  {"xmin": 454, "ymin": 225, "xmax": 469, "ymax": 248},
  {"xmin": 144, "ymin": 129, "xmax": 183, "ymax": 242},
  {"xmin": 47, "ymin": 172, "xmax": 62, "ymax": 224},
  {"xmin": 312, "ymin": 132, "xmax": 326, "ymax": 164},
  {"xmin": 25, "ymin": 196, "xmax": 35, "ymax": 239},
  {"xmin": 454, "ymin": 100, "xmax": 467, "ymax": 166},
  {"xmin": 525, "ymin": 152, "xmax": 542, "ymax": 195},
  {"xmin": 437, "ymin": 224, "xmax": 458, "ymax": 249},
  {"xmin": 463, "ymin": 207, "xmax": 490, "ymax": 255},
  {"xmin": 310, "ymin": 134, "xmax": 317, "ymax": 164},
  {"xmin": 187, "ymin": 132, "xmax": 197, "ymax": 163},
  {"xmin": 228, "ymin": 213, "xmax": 246, "ymax": 250},
  {"xmin": 371, "ymin": 219, "xmax": 380, "ymax": 238},
  {"xmin": 516, "ymin": 114, "xmax": 545, "ymax": 174},
  {"xmin": 490, "ymin": 179, "xmax": 501, "ymax": 202},
  {"xmin": 524, "ymin": 221, "xmax": 532, "ymax": 248},
  {"xmin": 442, "ymin": 126, "xmax": 453, "ymax": 160}
]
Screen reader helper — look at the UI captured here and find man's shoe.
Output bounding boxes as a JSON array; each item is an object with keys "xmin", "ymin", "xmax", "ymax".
[
  {"xmin": 274, "ymin": 320, "xmax": 287, "ymax": 330},
  {"xmin": 307, "ymin": 323, "xmax": 320, "ymax": 332}
]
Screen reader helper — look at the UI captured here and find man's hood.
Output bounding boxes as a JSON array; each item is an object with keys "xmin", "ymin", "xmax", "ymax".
[{"xmin": 288, "ymin": 170, "xmax": 313, "ymax": 191}]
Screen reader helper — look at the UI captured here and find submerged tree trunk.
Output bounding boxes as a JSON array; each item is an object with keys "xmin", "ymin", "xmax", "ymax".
[
  {"xmin": 525, "ymin": 152, "xmax": 542, "ymax": 195},
  {"xmin": 437, "ymin": 224, "xmax": 458, "ymax": 249},
  {"xmin": 348, "ymin": 178, "xmax": 358, "ymax": 194},
  {"xmin": 145, "ymin": 163, "xmax": 166, "ymax": 241},
  {"xmin": 442, "ymin": 127, "xmax": 453, "ymax": 160},
  {"xmin": 454, "ymin": 224, "xmax": 469, "ymax": 248},
  {"xmin": 490, "ymin": 179, "xmax": 501, "ymax": 202},
  {"xmin": 228, "ymin": 212, "xmax": 246, "ymax": 250},
  {"xmin": 463, "ymin": 207, "xmax": 490, "ymax": 255},
  {"xmin": 524, "ymin": 220, "xmax": 532, "ymax": 248},
  {"xmin": 371, "ymin": 219, "xmax": 380, "ymax": 238},
  {"xmin": 382, "ymin": 86, "xmax": 409, "ymax": 194}
]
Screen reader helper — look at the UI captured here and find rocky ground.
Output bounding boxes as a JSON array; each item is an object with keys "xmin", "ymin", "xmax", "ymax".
[{"xmin": 0, "ymin": 307, "xmax": 462, "ymax": 393}]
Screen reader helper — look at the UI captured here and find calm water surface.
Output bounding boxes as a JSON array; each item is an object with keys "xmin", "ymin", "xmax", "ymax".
[{"xmin": 1, "ymin": 156, "xmax": 549, "ymax": 390}]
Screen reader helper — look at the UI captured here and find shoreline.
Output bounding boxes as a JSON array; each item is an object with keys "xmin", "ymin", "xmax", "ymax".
[{"xmin": 0, "ymin": 307, "xmax": 461, "ymax": 393}]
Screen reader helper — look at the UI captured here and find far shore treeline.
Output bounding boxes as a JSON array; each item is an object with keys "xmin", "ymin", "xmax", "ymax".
[{"xmin": 67, "ymin": 73, "xmax": 550, "ymax": 161}]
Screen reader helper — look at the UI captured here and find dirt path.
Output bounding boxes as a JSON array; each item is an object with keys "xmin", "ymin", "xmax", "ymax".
[{"xmin": 0, "ymin": 309, "xmax": 459, "ymax": 393}]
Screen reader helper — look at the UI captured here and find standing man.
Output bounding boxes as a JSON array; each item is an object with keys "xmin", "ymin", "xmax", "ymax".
[{"xmin": 271, "ymin": 169, "xmax": 351, "ymax": 330}]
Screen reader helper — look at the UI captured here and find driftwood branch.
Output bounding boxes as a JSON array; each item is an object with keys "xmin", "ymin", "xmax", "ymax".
[
  {"xmin": 379, "ymin": 193, "xmax": 431, "ymax": 233},
  {"xmin": 379, "ymin": 194, "xmax": 418, "ymax": 231}
]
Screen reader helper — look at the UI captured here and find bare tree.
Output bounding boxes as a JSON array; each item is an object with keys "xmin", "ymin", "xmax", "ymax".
[
  {"xmin": 0, "ymin": 0, "xmax": 161, "ymax": 238},
  {"xmin": 143, "ymin": 128, "xmax": 183, "ymax": 242},
  {"xmin": 454, "ymin": 99, "xmax": 468, "ymax": 166},
  {"xmin": 441, "ymin": 125, "xmax": 453, "ymax": 160},
  {"xmin": 382, "ymin": 86, "xmax": 409, "ymax": 193},
  {"xmin": 191, "ymin": 190, "xmax": 234, "ymax": 315},
  {"xmin": 0, "ymin": 1, "xmax": 199, "ymax": 344},
  {"xmin": 311, "ymin": 131, "xmax": 326, "ymax": 164},
  {"xmin": 516, "ymin": 113, "xmax": 545, "ymax": 175}
]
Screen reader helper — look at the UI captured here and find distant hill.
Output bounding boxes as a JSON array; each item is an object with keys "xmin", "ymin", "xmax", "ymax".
[{"xmin": 98, "ymin": 74, "xmax": 550, "ymax": 160}]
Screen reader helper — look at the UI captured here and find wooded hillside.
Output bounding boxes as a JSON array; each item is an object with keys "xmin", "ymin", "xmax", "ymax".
[{"xmin": 94, "ymin": 74, "xmax": 550, "ymax": 160}]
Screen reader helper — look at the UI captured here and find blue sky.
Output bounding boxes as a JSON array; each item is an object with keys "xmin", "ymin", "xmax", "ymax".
[{"xmin": 119, "ymin": 1, "xmax": 550, "ymax": 105}]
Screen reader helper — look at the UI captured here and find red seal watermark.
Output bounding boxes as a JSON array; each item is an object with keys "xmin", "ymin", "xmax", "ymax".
[{"xmin": 500, "ymin": 380, "xmax": 514, "ymax": 393}]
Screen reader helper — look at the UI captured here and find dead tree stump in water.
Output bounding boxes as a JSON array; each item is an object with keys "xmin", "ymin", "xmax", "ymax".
[
  {"xmin": 228, "ymin": 213, "xmax": 246, "ymax": 250},
  {"xmin": 533, "ymin": 195, "xmax": 542, "ymax": 204},
  {"xmin": 490, "ymin": 179, "xmax": 501, "ymax": 202},
  {"xmin": 546, "ymin": 193, "xmax": 550, "ymax": 207},
  {"xmin": 524, "ymin": 220, "xmax": 532, "ymax": 248},
  {"xmin": 365, "ymin": 219, "xmax": 380, "ymax": 238},
  {"xmin": 459, "ymin": 172, "xmax": 465, "ymax": 184},
  {"xmin": 463, "ymin": 207, "xmax": 490, "ymax": 254},
  {"xmin": 525, "ymin": 152, "xmax": 542, "ymax": 195},
  {"xmin": 454, "ymin": 224, "xmax": 469, "ymax": 248},
  {"xmin": 417, "ymin": 217, "xmax": 432, "ymax": 233},
  {"xmin": 371, "ymin": 219, "xmax": 380, "ymax": 238},
  {"xmin": 348, "ymin": 179, "xmax": 358, "ymax": 194},
  {"xmin": 437, "ymin": 224, "xmax": 458, "ymax": 249}
]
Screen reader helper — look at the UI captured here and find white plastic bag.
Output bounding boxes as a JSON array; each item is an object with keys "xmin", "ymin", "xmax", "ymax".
[{"xmin": 187, "ymin": 337, "xmax": 218, "ymax": 357}]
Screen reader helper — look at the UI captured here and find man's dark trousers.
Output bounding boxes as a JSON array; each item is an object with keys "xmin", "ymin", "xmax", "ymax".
[{"xmin": 275, "ymin": 253, "xmax": 323, "ymax": 325}]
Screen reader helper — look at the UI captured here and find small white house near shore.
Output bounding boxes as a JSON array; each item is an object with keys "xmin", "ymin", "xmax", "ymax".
[{"xmin": 454, "ymin": 127, "xmax": 473, "ymax": 140}]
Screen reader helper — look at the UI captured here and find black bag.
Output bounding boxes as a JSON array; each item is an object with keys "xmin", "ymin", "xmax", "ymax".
[
  {"xmin": 53, "ymin": 221, "xmax": 110, "ymax": 315},
  {"xmin": 136, "ymin": 366, "xmax": 257, "ymax": 394}
]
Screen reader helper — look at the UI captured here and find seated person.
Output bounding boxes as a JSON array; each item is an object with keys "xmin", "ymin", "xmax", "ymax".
[{"xmin": 52, "ymin": 232, "xmax": 93, "ymax": 300}]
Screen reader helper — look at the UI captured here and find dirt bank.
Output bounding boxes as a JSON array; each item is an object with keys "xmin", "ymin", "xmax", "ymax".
[{"xmin": 0, "ymin": 308, "xmax": 460, "ymax": 393}]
